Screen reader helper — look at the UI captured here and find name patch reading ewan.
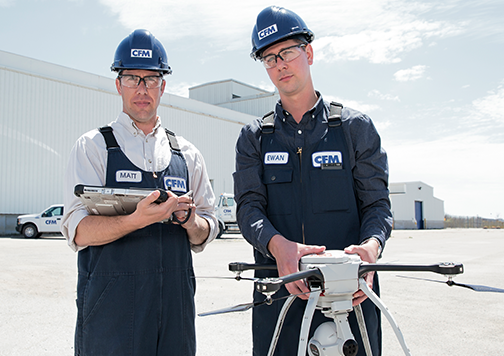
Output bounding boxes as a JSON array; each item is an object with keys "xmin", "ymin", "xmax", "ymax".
[
  {"xmin": 116, "ymin": 170, "xmax": 142, "ymax": 183},
  {"xmin": 131, "ymin": 49, "xmax": 152, "ymax": 58},
  {"xmin": 164, "ymin": 176, "xmax": 187, "ymax": 193},
  {"xmin": 312, "ymin": 151, "xmax": 343, "ymax": 168},
  {"xmin": 264, "ymin": 152, "xmax": 289, "ymax": 165},
  {"xmin": 258, "ymin": 24, "xmax": 278, "ymax": 40}
]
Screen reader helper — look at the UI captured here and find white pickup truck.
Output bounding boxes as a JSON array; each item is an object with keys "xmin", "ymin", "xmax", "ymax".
[
  {"xmin": 16, "ymin": 204, "xmax": 64, "ymax": 238},
  {"xmin": 215, "ymin": 193, "xmax": 240, "ymax": 238}
]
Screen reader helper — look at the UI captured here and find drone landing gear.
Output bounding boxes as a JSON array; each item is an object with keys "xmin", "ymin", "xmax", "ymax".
[
  {"xmin": 300, "ymin": 279, "xmax": 412, "ymax": 356},
  {"xmin": 358, "ymin": 278, "xmax": 411, "ymax": 356},
  {"xmin": 266, "ymin": 288, "xmax": 360, "ymax": 356}
]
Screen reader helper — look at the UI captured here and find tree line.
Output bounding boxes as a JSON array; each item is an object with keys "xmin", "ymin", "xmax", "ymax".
[{"xmin": 444, "ymin": 214, "xmax": 504, "ymax": 229}]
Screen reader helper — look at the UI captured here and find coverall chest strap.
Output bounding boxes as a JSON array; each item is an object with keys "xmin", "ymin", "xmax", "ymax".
[
  {"xmin": 99, "ymin": 126, "xmax": 119, "ymax": 149},
  {"xmin": 260, "ymin": 101, "xmax": 343, "ymax": 134},
  {"xmin": 98, "ymin": 126, "xmax": 181, "ymax": 151}
]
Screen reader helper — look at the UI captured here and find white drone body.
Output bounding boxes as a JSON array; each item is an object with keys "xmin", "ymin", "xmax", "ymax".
[{"xmin": 300, "ymin": 251, "xmax": 368, "ymax": 356}]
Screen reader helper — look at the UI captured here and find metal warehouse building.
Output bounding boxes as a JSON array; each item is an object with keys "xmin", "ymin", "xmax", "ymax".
[
  {"xmin": 0, "ymin": 50, "xmax": 255, "ymax": 234},
  {"xmin": 1, "ymin": 50, "xmax": 444, "ymax": 234},
  {"xmin": 189, "ymin": 79, "xmax": 279, "ymax": 117}
]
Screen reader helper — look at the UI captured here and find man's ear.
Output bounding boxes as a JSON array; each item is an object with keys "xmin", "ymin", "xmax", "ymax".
[
  {"xmin": 160, "ymin": 78, "xmax": 166, "ymax": 96},
  {"xmin": 115, "ymin": 78, "xmax": 122, "ymax": 95},
  {"xmin": 305, "ymin": 43, "xmax": 314, "ymax": 65}
]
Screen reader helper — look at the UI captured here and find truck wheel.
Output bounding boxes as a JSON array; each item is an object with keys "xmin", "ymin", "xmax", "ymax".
[{"xmin": 22, "ymin": 224, "xmax": 40, "ymax": 238}]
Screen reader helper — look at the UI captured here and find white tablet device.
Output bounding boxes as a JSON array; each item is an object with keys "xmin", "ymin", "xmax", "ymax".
[{"xmin": 74, "ymin": 184, "xmax": 168, "ymax": 216}]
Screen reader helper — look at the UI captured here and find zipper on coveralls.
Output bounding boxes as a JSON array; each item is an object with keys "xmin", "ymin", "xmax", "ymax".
[{"xmin": 297, "ymin": 147, "xmax": 305, "ymax": 244}]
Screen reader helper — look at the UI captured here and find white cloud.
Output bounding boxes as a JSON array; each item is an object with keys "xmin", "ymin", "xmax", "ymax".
[
  {"xmin": 312, "ymin": 18, "xmax": 457, "ymax": 64},
  {"xmin": 253, "ymin": 81, "xmax": 277, "ymax": 94},
  {"xmin": 374, "ymin": 120, "xmax": 392, "ymax": 134},
  {"xmin": 394, "ymin": 65, "xmax": 428, "ymax": 82},
  {"xmin": 313, "ymin": 30, "xmax": 420, "ymax": 64},
  {"xmin": 99, "ymin": 0, "xmax": 465, "ymax": 62},
  {"xmin": 323, "ymin": 94, "xmax": 381, "ymax": 115},
  {"xmin": 472, "ymin": 85, "xmax": 504, "ymax": 123},
  {"xmin": 387, "ymin": 133, "xmax": 504, "ymax": 217},
  {"xmin": 99, "ymin": 0, "xmax": 261, "ymax": 50},
  {"xmin": 164, "ymin": 81, "xmax": 198, "ymax": 98},
  {"xmin": 368, "ymin": 90, "xmax": 400, "ymax": 102},
  {"xmin": 385, "ymin": 81, "xmax": 504, "ymax": 216},
  {"xmin": 308, "ymin": 1, "xmax": 463, "ymax": 64}
]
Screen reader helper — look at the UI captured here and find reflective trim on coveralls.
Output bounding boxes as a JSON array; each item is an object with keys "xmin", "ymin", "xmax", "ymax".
[
  {"xmin": 253, "ymin": 117, "xmax": 381, "ymax": 356},
  {"xmin": 75, "ymin": 129, "xmax": 196, "ymax": 356}
]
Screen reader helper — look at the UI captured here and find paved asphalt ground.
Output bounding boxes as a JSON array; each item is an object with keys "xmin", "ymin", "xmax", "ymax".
[{"xmin": 1, "ymin": 228, "xmax": 503, "ymax": 355}]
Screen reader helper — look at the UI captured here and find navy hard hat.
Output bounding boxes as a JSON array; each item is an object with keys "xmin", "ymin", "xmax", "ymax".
[
  {"xmin": 111, "ymin": 29, "xmax": 172, "ymax": 75},
  {"xmin": 251, "ymin": 6, "xmax": 314, "ymax": 60}
]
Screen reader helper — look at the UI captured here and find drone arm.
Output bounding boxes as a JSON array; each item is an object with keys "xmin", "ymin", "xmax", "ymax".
[
  {"xmin": 229, "ymin": 262, "xmax": 277, "ymax": 272},
  {"xmin": 358, "ymin": 262, "xmax": 463, "ymax": 278},
  {"xmin": 255, "ymin": 268, "xmax": 323, "ymax": 295}
]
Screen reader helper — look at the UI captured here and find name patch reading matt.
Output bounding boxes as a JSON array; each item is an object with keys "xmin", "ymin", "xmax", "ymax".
[
  {"xmin": 164, "ymin": 176, "xmax": 187, "ymax": 193},
  {"xmin": 312, "ymin": 151, "xmax": 343, "ymax": 168},
  {"xmin": 116, "ymin": 170, "xmax": 142, "ymax": 183},
  {"xmin": 264, "ymin": 152, "xmax": 289, "ymax": 165}
]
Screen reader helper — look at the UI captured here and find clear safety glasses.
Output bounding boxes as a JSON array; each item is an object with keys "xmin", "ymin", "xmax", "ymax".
[
  {"xmin": 260, "ymin": 43, "xmax": 307, "ymax": 69},
  {"xmin": 118, "ymin": 74, "xmax": 164, "ymax": 89}
]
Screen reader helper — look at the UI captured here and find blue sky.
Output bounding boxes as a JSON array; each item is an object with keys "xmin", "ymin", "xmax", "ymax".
[{"xmin": 1, "ymin": 0, "xmax": 503, "ymax": 218}]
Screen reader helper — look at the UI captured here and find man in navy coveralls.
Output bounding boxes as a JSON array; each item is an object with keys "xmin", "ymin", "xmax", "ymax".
[{"xmin": 234, "ymin": 6, "xmax": 393, "ymax": 356}]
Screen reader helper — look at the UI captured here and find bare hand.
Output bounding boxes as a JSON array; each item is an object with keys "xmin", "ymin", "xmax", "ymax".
[
  {"xmin": 268, "ymin": 235, "xmax": 326, "ymax": 300},
  {"xmin": 133, "ymin": 190, "xmax": 179, "ymax": 226},
  {"xmin": 172, "ymin": 191, "xmax": 195, "ymax": 227},
  {"xmin": 344, "ymin": 239, "xmax": 380, "ymax": 306}
]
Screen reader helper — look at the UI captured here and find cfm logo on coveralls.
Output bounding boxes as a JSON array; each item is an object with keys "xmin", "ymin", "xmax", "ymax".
[
  {"xmin": 164, "ymin": 177, "xmax": 187, "ymax": 193},
  {"xmin": 312, "ymin": 151, "xmax": 343, "ymax": 168},
  {"xmin": 131, "ymin": 49, "xmax": 152, "ymax": 58}
]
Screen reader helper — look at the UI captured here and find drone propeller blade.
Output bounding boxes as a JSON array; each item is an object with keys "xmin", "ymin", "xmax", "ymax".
[
  {"xmin": 198, "ymin": 300, "xmax": 266, "ymax": 317},
  {"xmin": 449, "ymin": 281, "xmax": 504, "ymax": 293},
  {"xmin": 198, "ymin": 288, "xmax": 323, "ymax": 317},
  {"xmin": 397, "ymin": 275, "xmax": 504, "ymax": 293}
]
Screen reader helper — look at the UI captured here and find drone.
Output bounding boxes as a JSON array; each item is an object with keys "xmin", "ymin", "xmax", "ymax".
[{"xmin": 198, "ymin": 250, "xmax": 504, "ymax": 356}]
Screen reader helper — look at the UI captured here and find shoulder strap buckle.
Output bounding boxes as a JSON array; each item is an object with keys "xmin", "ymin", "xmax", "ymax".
[
  {"xmin": 261, "ymin": 111, "xmax": 275, "ymax": 134},
  {"xmin": 165, "ymin": 128, "xmax": 180, "ymax": 151},
  {"xmin": 328, "ymin": 102, "xmax": 343, "ymax": 128}
]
